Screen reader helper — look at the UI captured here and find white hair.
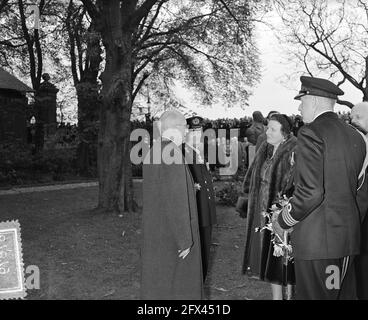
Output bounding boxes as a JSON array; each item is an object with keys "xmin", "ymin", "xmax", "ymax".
[
  {"xmin": 315, "ymin": 96, "xmax": 336, "ymax": 108},
  {"xmin": 158, "ymin": 110, "xmax": 186, "ymax": 133},
  {"xmin": 353, "ymin": 101, "xmax": 368, "ymax": 110},
  {"xmin": 310, "ymin": 95, "xmax": 336, "ymax": 114}
]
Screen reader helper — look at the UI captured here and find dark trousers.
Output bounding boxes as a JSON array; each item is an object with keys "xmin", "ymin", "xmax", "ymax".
[
  {"xmin": 294, "ymin": 257, "xmax": 356, "ymax": 300},
  {"xmin": 355, "ymin": 253, "xmax": 368, "ymax": 300},
  {"xmin": 199, "ymin": 226, "xmax": 212, "ymax": 281}
]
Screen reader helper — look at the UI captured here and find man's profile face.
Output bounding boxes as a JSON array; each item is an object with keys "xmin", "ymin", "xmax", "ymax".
[
  {"xmin": 351, "ymin": 106, "xmax": 368, "ymax": 134},
  {"xmin": 176, "ymin": 120, "xmax": 188, "ymax": 137},
  {"xmin": 299, "ymin": 95, "xmax": 316, "ymax": 124},
  {"xmin": 161, "ymin": 118, "xmax": 188, "ymax": 145}
]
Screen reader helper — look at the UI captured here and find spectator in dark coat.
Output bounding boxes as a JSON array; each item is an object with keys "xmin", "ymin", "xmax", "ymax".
[
  {"xmin": 245, "ymin": 111, "xmax": 265, "ymax": 145},
  {"xmin": 292, "ymin": 115, "xmax": 304, "ymax": 137}
]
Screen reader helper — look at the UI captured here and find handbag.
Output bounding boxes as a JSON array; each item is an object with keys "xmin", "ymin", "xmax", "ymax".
[{"xmin": 236, "ymin": 194, "xmax": 248, "ymax": 218}]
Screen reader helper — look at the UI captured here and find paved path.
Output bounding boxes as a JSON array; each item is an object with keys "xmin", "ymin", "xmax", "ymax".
[{"xmin": 0, "ymin": 179, "xmax": 143, "ymax": 196}]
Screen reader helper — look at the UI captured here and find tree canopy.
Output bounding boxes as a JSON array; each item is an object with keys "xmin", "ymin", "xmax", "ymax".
[{"xmin": 129, "ymin": 0, "xmax": 267, "ymax": 109}]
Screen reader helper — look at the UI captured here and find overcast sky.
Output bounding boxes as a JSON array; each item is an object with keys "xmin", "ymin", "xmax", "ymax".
[{"xmin": 178, "ymin": 12, "xmax": 357, "ymax": 120}]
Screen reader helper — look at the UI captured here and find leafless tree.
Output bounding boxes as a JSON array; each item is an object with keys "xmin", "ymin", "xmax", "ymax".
[{"xmin": 275, "ymin": 0, "xmax": 368, "ymax": 108}]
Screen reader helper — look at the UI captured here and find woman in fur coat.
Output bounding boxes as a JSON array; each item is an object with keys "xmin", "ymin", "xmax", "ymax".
[{"xmin": 241, "ymin": 114, "xmax": 297, "ymax": 300}]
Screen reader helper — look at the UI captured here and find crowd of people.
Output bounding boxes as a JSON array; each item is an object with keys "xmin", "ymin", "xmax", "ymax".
[{"xmin": 139, "ymin": 75, "xmax": 368, "ymax": 300}]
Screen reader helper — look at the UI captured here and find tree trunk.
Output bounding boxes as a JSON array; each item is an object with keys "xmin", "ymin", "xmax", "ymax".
[
  {"xmin": 76, "ymin": 24, "xmax": 102, "ymax": 176},
  {"xmin": 97, "ymin": 8, "xmax": 135, "ymax": 213},
  {"xmin": 76, "ymin": 82, "xmax": 100, "ymax": 176}
]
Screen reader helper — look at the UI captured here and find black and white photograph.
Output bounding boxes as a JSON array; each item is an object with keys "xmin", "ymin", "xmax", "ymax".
[{"xmin": 1, "ymin": 0, "xmax": 368, "ymax": 304}]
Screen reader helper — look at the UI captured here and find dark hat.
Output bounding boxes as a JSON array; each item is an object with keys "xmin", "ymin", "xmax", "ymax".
[
  {"xmin": 252, "ymin": 111, "xmax": 265, "ymax": 123},
  {"xmin": 267, "ymin": 111, "xmax": 279, "ymax": 119},
  {"xmin": 186, "ymin": 116, "xmax": 204, "ymax": 129},
  {"xmin": 294, "ymin": 76, "xmax": 344, "ymax": 100},
  {"xmin": 270, "ymin": 114, "xmax": 293, "ymax": 136}
]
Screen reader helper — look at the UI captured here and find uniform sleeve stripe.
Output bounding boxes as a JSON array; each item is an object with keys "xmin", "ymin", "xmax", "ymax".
[{"xmin": 282, "ymin": 206, "xmax": 299, "ymax": 227}]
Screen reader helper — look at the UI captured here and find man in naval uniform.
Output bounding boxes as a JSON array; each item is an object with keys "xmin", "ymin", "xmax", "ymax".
[
  {"xmin": 183, "ymin": 116, "xmax": 217, "ymax": 281},
  {"xmin": 273, "ymin": 76, "xmax": 367, "ymax": 299}
]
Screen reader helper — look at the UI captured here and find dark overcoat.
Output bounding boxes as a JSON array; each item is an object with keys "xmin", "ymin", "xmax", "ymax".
[
  {"xmin": 141, "ymin": 141, "xmax": 203, "ymax": 300},
  {"xmin": 357, "ymin": 167, "xmax": 368, "ymax": 253},
  {"xmin": 245, "ymin": 122, "xmax": 265, "ymax": 145},
  {"xmin": 355, "ymin": 166, "xmax": 368, "ymax": 299},
  {"xmin": 241, "ymin": 136, "xmax": 297, "ymax": 273},
  {"xmin": 183, "ymin": 144, "xmax": 217, "ymax": 279},
  {"xmin": 183, "ymin": 145, "xmax": 217, "ymax": 228}
]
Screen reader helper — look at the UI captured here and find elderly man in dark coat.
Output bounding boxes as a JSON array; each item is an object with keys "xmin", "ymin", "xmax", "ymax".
[
  {"xmin": 275, "ymin": 76, "xmax": 368, "ymax": 300},
  {"xmin": 141, "ymin": 110, "xmax": 203, "ymax": 300}
]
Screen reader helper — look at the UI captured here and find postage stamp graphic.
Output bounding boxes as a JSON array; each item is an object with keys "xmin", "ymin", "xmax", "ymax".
[{"xmin": 0, "ymin": 220, "xmax": 26, "ymax": 300}]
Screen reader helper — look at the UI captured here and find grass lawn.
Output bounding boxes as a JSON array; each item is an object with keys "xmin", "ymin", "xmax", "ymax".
[{"xmin": 0, "ymin": 182, "xmax": 270, "ymax": 300}]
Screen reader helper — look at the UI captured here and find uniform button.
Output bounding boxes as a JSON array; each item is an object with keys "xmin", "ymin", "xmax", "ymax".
[{"xmin": 205, "ymin": 180, "xmax": 207, "ymax": 184}]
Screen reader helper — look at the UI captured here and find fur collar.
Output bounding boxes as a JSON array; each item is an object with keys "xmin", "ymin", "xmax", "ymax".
[
  {"xmin": 243, "ymin": 135, "xmax": 297, "ymax": 193},
  {"xmin": 255, "ymin": 135, "xmax": 297, "ymax": 165}
]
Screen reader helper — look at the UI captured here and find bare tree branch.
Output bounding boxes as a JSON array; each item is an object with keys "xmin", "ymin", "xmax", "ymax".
[
  {"xmin": 132, "ymin": 71, "xmax": 150, "ymax": 101},
  {"xmin": 337, "ymin": 99, "xmax": 354, "ymax": 108},
  {"xmin": 135, "ymin": 0, "xmax": 167, "ymax": 44},
  {"xmin": 218, "ymin": 0, "xmax": 239, "ymax": 23},
  {"xmin": 129, "ymin": 0, "xmax": 159, "ymax": 28},
  {"xmin": 18, "ymin": 0, "xmax": 40, "ymax": 89},
  {"xmin": 276, "ymin": 0, "xmax": 368, "ymax": 102},
  {"xmin": 66, "ymin": 0, "xmax": 79, "ymax": 85},
  {"xmin": 80, "ymin": 0, "xmax": 99, "ymax": 21}
]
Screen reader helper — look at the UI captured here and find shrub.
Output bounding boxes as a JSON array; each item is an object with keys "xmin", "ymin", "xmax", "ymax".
[
  {"xmin": 32, "ymin": 148, "xmax": 77, "ymax": 181},
  {"xmin": 215, "ymin": 181, "xmax": 242, "ymax": 206},
  {"xmin": 0, "ymin": 142, "xmax": 33, "ymax": 184},
  {"xmin": 0, "ymin": 141, "xmax": 33, "ymax": 169},
  {"xmin": 0, "ymin": 142, "xmax": 77, "ymax": 184}
]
